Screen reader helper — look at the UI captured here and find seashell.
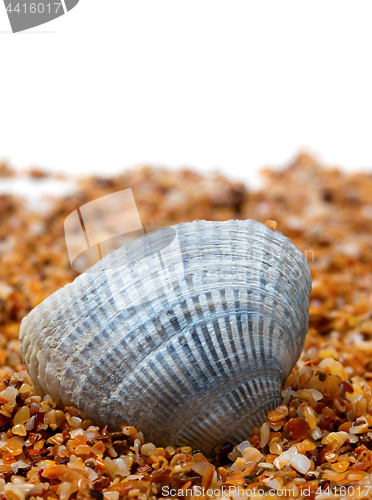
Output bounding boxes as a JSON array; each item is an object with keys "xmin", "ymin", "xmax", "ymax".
[{"xmin": 19, "ymin": 219, "xmax": 311, "ymax": 454}]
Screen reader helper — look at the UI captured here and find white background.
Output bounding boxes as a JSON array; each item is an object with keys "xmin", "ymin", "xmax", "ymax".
[{"xmin": 1, "ymin": 1, "xmax": 372, "ymax": 185}]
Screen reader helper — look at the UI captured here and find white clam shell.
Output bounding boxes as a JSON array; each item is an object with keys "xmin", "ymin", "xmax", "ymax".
[{"xmin": 20, "ymin": 219, "xmax": 311, "ymax": 453}]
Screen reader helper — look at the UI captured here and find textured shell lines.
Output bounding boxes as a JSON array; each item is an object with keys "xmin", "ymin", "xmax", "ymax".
[{"xmin": 19, "ymin": 219, "xmax": 312, "ymax": 454}]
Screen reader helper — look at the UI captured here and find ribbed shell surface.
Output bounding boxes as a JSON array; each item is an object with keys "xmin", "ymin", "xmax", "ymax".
[{"xmin": 20, "ymin": 219, "xmax": 312, "ymax": 454}]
